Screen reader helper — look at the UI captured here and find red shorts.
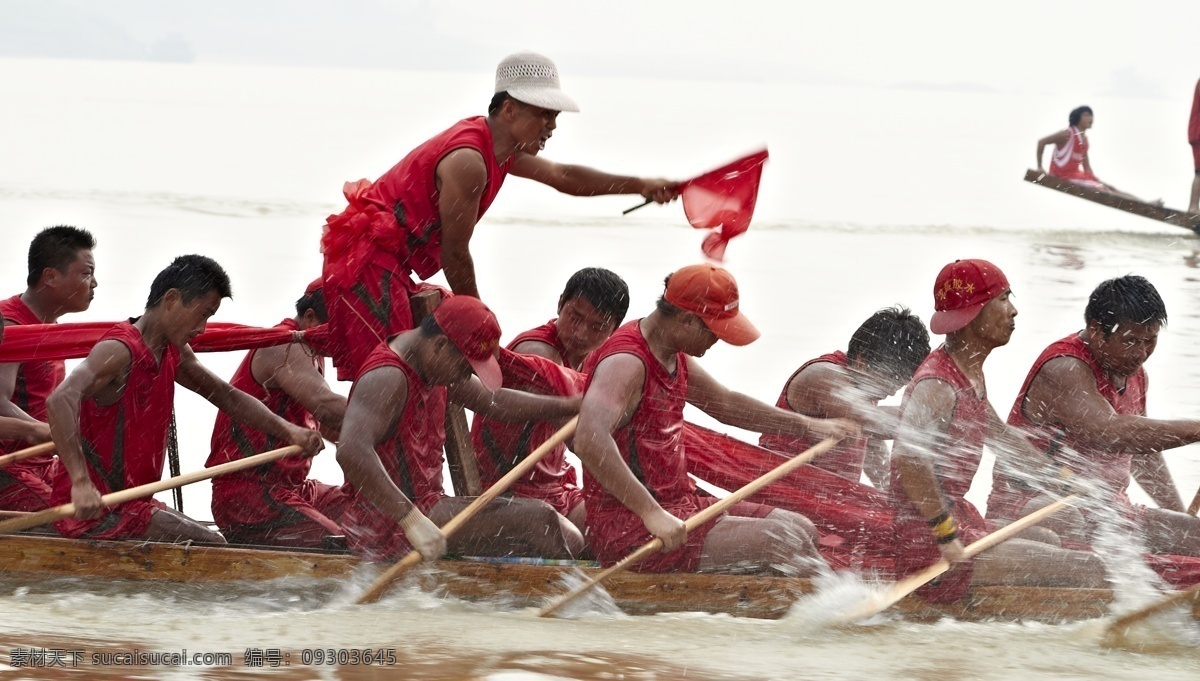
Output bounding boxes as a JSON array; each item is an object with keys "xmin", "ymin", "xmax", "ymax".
[
  {"xmin": 54, "ymin": 498, "xmax": 169, "ymax": 540},
  {"xmin": 893, "ymin": 498, "xmax": 992, "ymax": 603},
  {"xmin": 0, "ymin": 457, "xmax": 57, "ymax": 512},
  {"xmin": 324, "ymin": 263, "xmax": 416, "ymax": 382},
  {"xmin": 340, "ymin": 488, "xmax": 445, "ymax": 562},
  {"xmin": 587, "ymin": 497, "xmax": 775, "ymax": 573},
  {"xmin": 212, "ymin": 477, "xmax": 349, "ymax": 549}
]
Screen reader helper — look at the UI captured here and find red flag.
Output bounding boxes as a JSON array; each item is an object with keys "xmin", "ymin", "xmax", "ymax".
[{"xmin": 679, "ymin": 149, "xmax": 769, "ymax": 260}]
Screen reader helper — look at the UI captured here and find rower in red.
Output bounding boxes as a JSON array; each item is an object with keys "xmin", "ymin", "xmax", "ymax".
[
  {"xmin": 472, "ymin": 267, "xmax": 629, "ymax": 537},
  {"xmin": 320, "ymin": 52, "xmax": 676, "ymax": 382},
  {"xmin": 574, "ymin": 264, "xmax": 859, "ymax": 574},
  {"xmin": 0, "ymin": 226, "xmax": 97, "ymax": 512},
  {"xmin": 1188, "ymin": 78, "xmax": 1200, "ymax": 215},
  {"xmin": 762, "ymin": 306, "xmax": 930, "ymax": 490},
  {"xmin": 335, "ymin": 295, "xmax": 582, "ymax": 563},
  {"xmin": 1036, "ymin": 105, "xmax": 1159, "ymax": 204},
  {"xmin": 207, "ymin": 278, "xmax": 351, "ymax": 549},
  {"xmin": 987, "ymin": 275, "xmax": 1200, "ymax": 557},
  {"xmin": 47, "ymin": 256, "xmax": 324, "ymax": 542},
  {"xmin": 890, "ymin": 259, "xmax": 1105, "ymax": 602}
]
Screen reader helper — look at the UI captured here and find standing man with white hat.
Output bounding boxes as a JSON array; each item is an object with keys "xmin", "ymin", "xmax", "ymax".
[{"xmin": 321, "ymin": 51, "xmax": 676, "ymax": 382}]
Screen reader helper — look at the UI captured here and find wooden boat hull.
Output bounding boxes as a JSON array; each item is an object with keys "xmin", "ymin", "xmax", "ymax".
[
  {"xmin": 1, "ymin": 534, "xmax": 1195, "ymax": 623},
  {"xmin": 1024, "ymin": 169, "xmax": 1200, "ymax": 232}
]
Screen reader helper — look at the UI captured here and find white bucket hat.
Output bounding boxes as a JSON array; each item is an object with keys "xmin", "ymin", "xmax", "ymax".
[{"xmin": 494, "ymin": 52, "xmax": 580, "ymax": 113}]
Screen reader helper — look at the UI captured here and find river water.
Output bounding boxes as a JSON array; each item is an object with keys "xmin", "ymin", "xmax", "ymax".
[{"xmin": 1, "ymin": 58, "xmax": 1199, "ymax": 678}]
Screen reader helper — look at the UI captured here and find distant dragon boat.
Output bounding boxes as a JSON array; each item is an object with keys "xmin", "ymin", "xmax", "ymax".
[
  {"xmin": 1024, "ymin": 169, "xmax": 1200, "ymax": 232},
  {"xmin": 3, "ymin": 532, "xmax": 1197, "ymax": 624}
]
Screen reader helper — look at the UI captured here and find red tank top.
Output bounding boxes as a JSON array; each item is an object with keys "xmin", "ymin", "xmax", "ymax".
[
  {"xmin": 67, "ymin": 322, "xmax": 179, "ymax": 494},
  {"xmin": 206, "ymin": 319, "xmax": 322, "ymax": 486},
  {"xmin": 760, "ymin": 351, "xmax": 872, "ymax": 482},
  {"xmin": 1189, "ymin": 79, "xmax": 1200, "ymax": 144},
  {"xmin": 1005, "ymin": 333, "xmax": 1146, "ymax": 495},
  {"xmin": 472, "ymin": 320, "xmax": 576, "ymax": 492},
  {"xmin": 889, "ymin": 346, "xmax": 989, "ymax": 504},
  {"xmin": 0, "ymin": 295, "xmax": 66, "ymax": 459},
  {"xmin": 321, "ymin": 117, "xmax": 513, "ymax": 285},
  {"xmin": 350, "ymin": 341, "xmax": 447, "ymax": 513},
  {"xmin": 581, "ymin": 321, "xmax": 697, "ymax": 512},
  {"xmin": 1049, "ymin": 126, "xmax": 1096, "ymax": 181}
]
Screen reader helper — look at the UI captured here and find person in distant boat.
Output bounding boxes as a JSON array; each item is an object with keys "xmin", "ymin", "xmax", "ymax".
[
  {"xmin": 987, "ymin": 275, "xmax": 1200, "ymax": 557},
  {"xmin": 472, "ymin": 267, "xmax": 629, "ymax": 536},
  {"xmin": 0, "ymin": 226, "xmax": 97, "ymax": 512},
  {"xmin": 335, "ymin": 295, "xmax": 583, "ymax": 563},
  {"xmin": 1188, "ymin": 78, "xmax": 1200, "ymax": 215},
  {"xmin": 1036, "ymin": 105, "xmax": 1160, "ymax": 205},
  {"xmin": 573, "ymin": 264, "xmax": 859, "ymax": 575},
  {"xmin": 890, "ymin": 259, "xmax": 1106, "ymax": 603},
  {"xmin": 761, "ymin": 305, "xmax": 930, "ymax": 490},
  {"xmin": 47, "ymin": 255, "xmax": 324, "ymax": 543},
  {"xmin": 320, "ymin": 51, "xmax": 676, "ymax": 382},
  {"xmin": 206, "ymin": 278, "xmax": 351, "ymax": 549}
]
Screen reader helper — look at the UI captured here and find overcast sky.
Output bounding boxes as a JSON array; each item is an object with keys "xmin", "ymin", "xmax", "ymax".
[{"xmin": 1, "ymin": 0, "xmax": 1196, "ymax": 98}]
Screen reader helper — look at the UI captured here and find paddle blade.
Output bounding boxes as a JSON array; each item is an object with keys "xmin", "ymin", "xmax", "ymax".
[{"xmin": 680, "ymin": 149, "xmax": 769, "ymax": 261}]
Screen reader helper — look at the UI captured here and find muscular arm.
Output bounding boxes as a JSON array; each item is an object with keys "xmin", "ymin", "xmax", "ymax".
[
  {"xmin": 436, "ymin": 148, "xmax": 488, "ymax": 299},
  {"xmin": 785, "ymin": 362, "xmax": 900, "ymax": 439},
  {"xmin": 1036, "ymin": 129, "xmax": 1070, "ymax": 170},
  {"xmin": 0, "ymin": 362, "xmax": 36, "ymax": 422},
  {"xmin": 447, "ymin": 377, "xmax": 580, "ymax": 423},
  {"xmin": 511, "ymin": 339, "xmax": 563, "ymax": 365},
  {"xmin": 510, "ymin": 154, "xmax": 676, "ymax": 201},
  {"xmin": 177, "ymin": 346, "xmax": 323, "ymax": 456},
  {"xmin": 1024, "ymin": 357, "xmax": 1200, "ymax": 453},
  {"xmin": 1131, "ymin": 451, "xmax": 1185, "ymax": 512},
  {"xmin": 985, "ymin": 401, "xmax": 1066, "ymax": 485},
  {"xmin": 891, "ymin": 378, "xmax": 956, "ymax": 521},
  {"xmin": 45, "ymin": 340, "xmax": 132, "ymax": 517},
  {"xmin": 254, "ymin": 344, "xmax": 346, "ymax": 436},
  {"xmin": 687, "ymin": 360, "xmax": 859, "ymax": 442},
  {"xmin": 0, "ymin": 416, "xmax": 48, "ymax": 443}
]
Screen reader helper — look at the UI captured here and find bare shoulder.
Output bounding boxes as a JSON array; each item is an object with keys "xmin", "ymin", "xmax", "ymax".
[{"xmin": 512, "ymin": 339, "xmax": 562, "ymax": 364}]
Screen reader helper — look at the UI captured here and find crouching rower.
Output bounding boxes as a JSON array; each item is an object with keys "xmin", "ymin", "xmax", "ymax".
[
  {"xmin": 206, "ymin": 278, "xmax": 350, "ymax": 548},
  {"xmin": 575, "ymin": 264, "xmax": 859, "ymax": 574},
  {"xmin": 335, "ymin": 295, "xmax": 583, "ymax": 563},
  {"xmin": 891, "ymin": 259, "xmax": 1106, "ymax": 603},
  {"xmin": 48, "ymin": 255, "xmax": 324, "ymax": 542}
]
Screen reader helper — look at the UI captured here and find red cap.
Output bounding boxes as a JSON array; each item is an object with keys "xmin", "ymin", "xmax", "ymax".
[
  {"xmin": 664, "ymin": 264, "xmax": 760, "ymax": 346},
  {"xmin": 930, "ymin": 259, "xmax": 1010, "ymax": 335},
  {"xmin": 304, "ymin": 277, "xmax": 323, "ymax": 296},
  {"xmin": 431, "ymin": 295, "xmax": 503, "ymax": 391}
]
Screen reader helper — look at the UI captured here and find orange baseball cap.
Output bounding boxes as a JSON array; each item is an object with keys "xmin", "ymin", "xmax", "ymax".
[
  {"xmin": 929, "ymin": 259, "xmax": 1010, "ymax": 335},
  {"xmin": 664, "ymin": 264, "xmax": 760, "ymax": 346},
  {"xmin": 431, "ymin": 295, "xmax": 503, "ymax": 391}
]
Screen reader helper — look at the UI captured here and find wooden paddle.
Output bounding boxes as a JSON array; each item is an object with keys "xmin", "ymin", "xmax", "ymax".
[
  {"xmin": 537, "ymin": 437, "xmax": 839, "ymax": 618},
  {"xmin": 836, "ymin": 494, "xmax": 1079, "ymax": 624},
  {"xmin": 1104, "ymin": 582, "xmax": 1200, "ymax": 638},
  {"xmin": 0, "ymin": 442, "xmax": 55, "ymax": 469},
  {"xmin": 0, "ymin": 444, "xmax": 305, "ymax": 534},
  {"xmin": 356, "ymin": 416, "xmax": 580, "ymax": 605}
]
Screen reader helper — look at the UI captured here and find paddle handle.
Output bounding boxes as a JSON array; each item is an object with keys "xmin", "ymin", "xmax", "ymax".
[
  {"xmin": 845, "ymin": 494, "xmax": 1079, "ymax": 620},
  {"xmin": 1106, "ymin": 581, "xmax": 1200, "ymax": 632},
  {"xmin": 0, "ymin": 441, "xmax": 55, "ymax": 469},
  {"xmin": 537, "ymin": 437, "xmax": 839, "ymax": 617},
  {"xmin": 356, "ymin": 417, "xmax": 580, "ymax": 605},
  {"xmin": 622, "ymin": 199, "xmax": 652, "ymax": 215},
  {"xmin": 0, "ymin": 445, "xmax": 304, "ymax": 534}
]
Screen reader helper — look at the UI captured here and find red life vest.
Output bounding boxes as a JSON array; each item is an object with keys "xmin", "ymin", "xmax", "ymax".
[
  {"xmin": 51, "ymin": 322, "xmax": 179, "ymax": 498},
  {"xmin": 1048, "ymin": 126, "xmax": 1097, "ymax": 181},
  {"xmin": 760, "ymin": 350, "xmax": 872, "ymax": 482},
  {"xmin": 206, "ymin": 319, "xmax": 322, "ymax": 487},
  {"xmin": 1001, "ymin": 333, "xmax": 1146, "ymax": 498},
  {"xmin": 0, "ymin": 295, "xmax": 65, "ymax": 459},
  {"xmin": 321, "ymin": 117, "xmax": 514, "ymax": 288},
  {"xmin": 581, "ymin": 321, "xmax": 698, "ymax": 514}
]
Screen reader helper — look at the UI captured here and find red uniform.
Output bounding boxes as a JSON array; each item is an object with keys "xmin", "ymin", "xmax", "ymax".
[
  {"xmin": 582, "ymin": 321, "xmax": 772, "ymax": 573},
  {"xmin": 320, "ymin": 117, "xmax": 514, "ymax": 380},
  {"xmin": 50, "ymin": 322, "xmax": 178, "ymax": 539},
  {"xmin": 207, "ymin": 319, "xmax": 348, "ymax": 548},
  {"xmin": 890, "ymin": 346, "xmax": 994, "ymax": 602},
  {"xmin": 760, "ymin": 351, "xmax": 874, "ymax": 483},
  {"xmin": 471, "ymin": 320, "xmax": 583, "ymax": 516},
  {"xmin": 1049, "ymin": 126, "xmax": 1104, "ymax": 188},
  {"xmin": 1189, "ymin": 79, "xmax": 1200, "ymax": 171},
  {"xmin": 988, "ymin": 333, "xmax": 1148, "ymax": 530},
  {"xmin": 340, "ymin": 342, "xmax": 448, "ymax": 561},
  {"xmin": 0, "ymin": 295, "xmax": 63, "ymax": 511}
]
